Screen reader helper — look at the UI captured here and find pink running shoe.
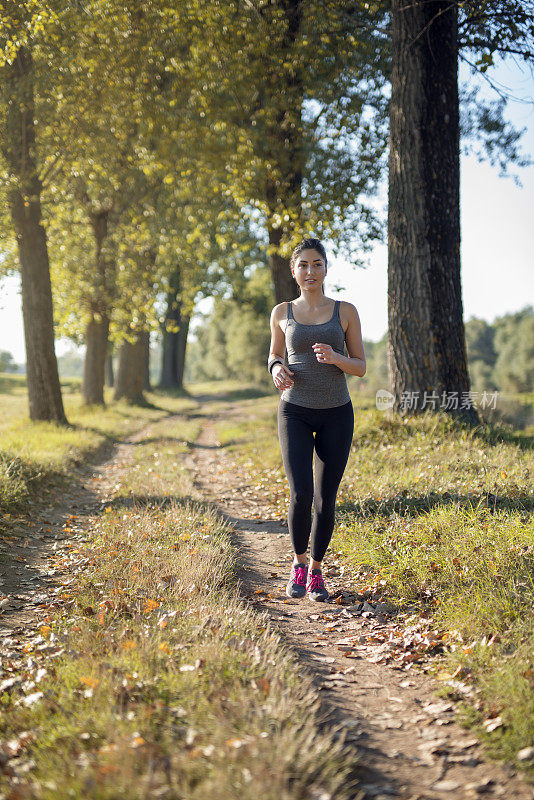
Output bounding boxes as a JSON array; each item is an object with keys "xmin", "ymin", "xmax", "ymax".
[
  {"xmin": 286, "ymin": 562, "xmax": 308, "ymax": 598},
  {"xmin": 306, "ymin": 568, "xmax": 329, "ymax": 602}
]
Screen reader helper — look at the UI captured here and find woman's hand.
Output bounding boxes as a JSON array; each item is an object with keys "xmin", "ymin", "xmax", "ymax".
[
  {"xmin": 312, "ymin": 343, "xmax": 338, "ymax": 365},
  {"xmin": 272, "ymin": 363, "xmax": 294, "ymax": 390}
]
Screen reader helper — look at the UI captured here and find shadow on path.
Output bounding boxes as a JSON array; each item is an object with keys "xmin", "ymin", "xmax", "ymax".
[{"xmin": 185, "ymin": 404, "xmax": 534, "ymax": 800}]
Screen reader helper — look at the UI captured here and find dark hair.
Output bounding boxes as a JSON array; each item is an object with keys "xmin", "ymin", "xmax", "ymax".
[{"xmin": 290, "ymin": 237, "xmax": 328, "ymax": 295}]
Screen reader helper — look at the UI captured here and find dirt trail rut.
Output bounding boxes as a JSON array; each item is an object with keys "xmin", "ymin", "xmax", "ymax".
[
  {"xmin": 187, "ymin": 411, "xmax": 534, "ymax": 800},
  {"xmin": 0, "ymin": 417, "xmax": 174, "ymax": 635},
  {"xmin": 2, "ymin": 397, "xmax": 532, "ymax": 800}
]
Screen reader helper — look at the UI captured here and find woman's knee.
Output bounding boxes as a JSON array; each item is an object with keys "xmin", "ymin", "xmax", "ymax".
[
  {"xmin": 314, "ymin": 502, "xmax": 336, "ymax": 529},
  {"xmin": 291, "ymin": 486, "xmax": 313, "ymax": 509}
]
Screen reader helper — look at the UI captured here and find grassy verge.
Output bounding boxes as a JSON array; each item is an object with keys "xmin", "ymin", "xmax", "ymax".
[
  {"xmin": 0, "ymin": 374, "xmax": 199, "ymax": 514},
  {"xmin": 0, "ymin": 393, "xmax": 361, "ymax": 799},
  {"xmin": 213, "ymin": 391, "xmax": 534, "ymax": 774}
]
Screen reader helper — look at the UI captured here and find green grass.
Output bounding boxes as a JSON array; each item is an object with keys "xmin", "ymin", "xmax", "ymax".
[
  {"xmin": 3, "ymin": 373, "xmax": 534, "ymax": 781},
  {"xmin": 212, "ymin": 389, "xmax": 534, "ymax": 774},
  {"xmin": 105, "ymin": 416, "xmax": 202, "ymax": 503},
  {"xmin": 0, "ymin": 374, "xmax": 199, "ymax": 514},
  {"xmin": 0, "ymin": 400, "xmax": 360, "ymax": 799}
]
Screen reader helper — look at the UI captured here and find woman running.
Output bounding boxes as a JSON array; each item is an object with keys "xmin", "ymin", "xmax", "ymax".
[{"xmin": 267, "ymin": 237, "xmax": 366, "ymax": 601}]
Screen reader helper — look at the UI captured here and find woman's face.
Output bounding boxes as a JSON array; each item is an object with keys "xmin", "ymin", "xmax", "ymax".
[{"xmin": 291, "ymin": 249, "xmax": 327, "ymax": 291}]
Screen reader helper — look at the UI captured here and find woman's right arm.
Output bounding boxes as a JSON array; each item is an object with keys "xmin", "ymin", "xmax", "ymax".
[{"xmin": 268, "ymin": 304, "xmax": 294, "ymax": 390}]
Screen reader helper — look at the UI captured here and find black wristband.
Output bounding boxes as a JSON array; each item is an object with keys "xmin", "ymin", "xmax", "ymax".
[{"xmin": 268, "ymin": 357, "xmax": 284, "ymax": 374}]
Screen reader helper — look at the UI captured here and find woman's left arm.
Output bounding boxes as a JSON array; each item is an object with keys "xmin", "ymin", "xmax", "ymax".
[{"xmin": 312, "ymin": 302, "xmax": 366, "ymax": 377}]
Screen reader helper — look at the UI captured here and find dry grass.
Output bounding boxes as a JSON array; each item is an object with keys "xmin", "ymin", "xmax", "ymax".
[
  {"xmin": 0, "ymin": 375, "xmax": 198, "ymax": 514},
  {"xmin": 213, "ymin": 391, "xmax": 534, "ymax": 770},
  {"xmin": 0, "ymin": 396, "xmax": 361, "ymax": 799}
]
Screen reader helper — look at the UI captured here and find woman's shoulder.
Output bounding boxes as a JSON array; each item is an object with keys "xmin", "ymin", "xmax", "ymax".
[
  {"xmin": 270, "ymin": 301, "xmax": 290, "ymax": 320},
  {"xmin": 338, "ymin": 300, "xmax": 360, "ymax": 331},
  {"xmin": 338, "ymin": 299, "xmax": 359, "ymax": 315}
]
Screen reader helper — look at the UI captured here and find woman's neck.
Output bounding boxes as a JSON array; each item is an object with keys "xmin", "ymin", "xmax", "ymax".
[{"xmin": 296, "ymin": 290, "xmax": 331, "ymax": 310}]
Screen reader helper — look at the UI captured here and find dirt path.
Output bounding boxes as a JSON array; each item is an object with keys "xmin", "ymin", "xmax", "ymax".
[
  {"xmin": 2, "ymin": 395, "xmax": 533, "ymax": 799},
  {"xmin": 186, "ymin": 410, "xmax": 534, "ymax": 800},
  {"xmin": 0, "ymin": 416, "xmax": 177, "ymax": 636}
]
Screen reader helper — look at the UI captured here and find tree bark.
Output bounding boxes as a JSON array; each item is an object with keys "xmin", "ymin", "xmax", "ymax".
[
  {"xmin": 105, "ymin": 347, "xmax": 114, "ymax": 388},
  {"xmin": 388, "ymin": 0, "xmax": 479, "ymax": 423},
  {"xmin": 3, "ymin": 47, "xmax": 67, "ymax": 423},
  {"xmin": 160, "ymin": 267, "xmax": 190, "ymax": 389},
  {"xmin": 82, "ymin": 315, "xmax": 110, "ymax": 404},
  {"xmin": 264, "ymin": 0, "xmax": 304, "ymax": 305},
  {"xmin": 141, "ymin": 330, "xmax": 151, "ymax": 392},
  {"xmin": 114, "ymin": 334, "xmax": 145, "ymax": 403},
  {"xmin": 267, "ymin": 225, "xmax": 299, "ymax": 303},
  {"xmin": 160, "ymin": 311, "xmax": 191, "ymax": 389},
  {"xmin": 81, "ymin": 208, "xmax": 112, "ymax": 404},
  {"xmin": 175, "ymin": 314, "xmax": 190, "ymax": 388}
]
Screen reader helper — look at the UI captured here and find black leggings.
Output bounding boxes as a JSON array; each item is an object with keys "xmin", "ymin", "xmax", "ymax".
[{"xmin": 277, "ymin": 399, "xmax": 354, "ymax": 562}]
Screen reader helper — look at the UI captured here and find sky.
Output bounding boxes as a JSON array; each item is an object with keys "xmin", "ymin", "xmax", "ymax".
[
  {"xmin": 321, "ymin": 57, "xmax": 534, "ymax": 343},
  {"xmin": 1, "ymin": 58, "xmax": 533, "ymax": 363}
]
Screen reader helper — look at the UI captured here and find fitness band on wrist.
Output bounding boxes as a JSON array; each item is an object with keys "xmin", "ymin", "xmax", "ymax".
[{"xmin": 268, "ymin": 357, "xmax": 284, "ymax": 374}]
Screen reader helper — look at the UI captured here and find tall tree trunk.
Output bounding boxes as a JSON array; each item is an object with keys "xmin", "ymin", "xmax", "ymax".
[
  {"xmin": 114, "ymin": 334, "xmax": 145, "ymax": 403},
  {"xmin": 105, "ymin": 346, "xmax": 114, "ymax": 388},
  {"xmin": 264, "ymin": 0, "xmax": 304, "ymax": 304},
  {"xmin": 142, "ymin": 330, "xmax": 151, "ymax": 392},
  {"xmin": 176, "ymin": 314, "xmax": 190, "ymax": 388},
  {"xmin": 3, "ymin": 47, "xmax": 67, "ymax": 423},
  {"xmin": 267, "ymin": 224, "xmax": 299, "ymax": 303},
  {"xmin": 81, "ymin": 208, "xmax": 111, "ymax": 404},
  {"xmin": 82, "ymin": 315, "xmax": 110, "ymax": 404},
  {"xmin": 160, "ymin": 267, "xmax": 190, "ymax": 389},
  {"xmin": 388, "ymin": 0, "xmax": 479, "ymax": 423}
]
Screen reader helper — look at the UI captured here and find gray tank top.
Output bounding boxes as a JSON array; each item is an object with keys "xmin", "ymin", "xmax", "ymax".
[{"xmin": 280, "ymin": 299, "xmax": 351, "ymax": 409}]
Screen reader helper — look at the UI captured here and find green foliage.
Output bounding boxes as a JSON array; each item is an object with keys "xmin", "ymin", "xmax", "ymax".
[
  {"xmin": 189, "ymin": 265, "xmax": 274, "ymax": 384},
  {"xmin": 176, "ymin": 0, "xmax": 390, "ymax": 266},
  {"xmin": 355, "ymin": 333, "xmax": 389, "ymax": 397},
  {"xmin": 465, "ymin": 316, "xmax": 499, "ymax": 394},
  {"xmin": 1, "ymin": 0, "xmax": 532, "ymax": 395},
  {"xmin": 191, "ymin": 301, "xmax": 231, "ymax": 382},
  {"xmin": 466, "ymin": 317, "xmax": 497, "ymax": 364},
  {"xmin": 469, "ymin": 357, "xmax": 497, "ymax": 395},
  {"xmin": 190, "ymin": 303, "xmax": 534, "ymax": 398},
  {"xmin": 225, "ymin": 306, "xmax": 272, "ymax": 385},
  {"xmin": 465, "ymin": 307, "xmax": 534, "ymax": 395},
  {"xmin": 57, "ymin": 350, "xmax": 84, "ymax": 379},
  {"xmin": 459, "ymin": 1, "xmax": 534, "ymax": 65},
  {"xmin": 0, "ymin": 350, "xmax": 17, "ymax": 371},
  {"xmin": 494, "ymin": 313, "xmax": 534, "ymax": 393},
  {"xmin": 460, "ymin": 89, "xmax": 532, "ymax": 178},
  {"xmin": 457, "ymin": 1, "xmax": 534, "ymax": 178},
  {"xmin": 0, "ymin": 1, "xmax": 57, "ymax": 67}
]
